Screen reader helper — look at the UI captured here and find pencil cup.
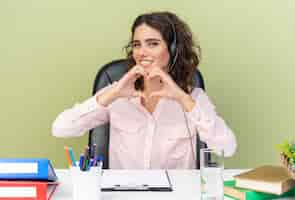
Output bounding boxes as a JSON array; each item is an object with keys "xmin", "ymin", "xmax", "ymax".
[{"xmin": 70, "ymin": 166, "xmax": 102, "ymax": 200}]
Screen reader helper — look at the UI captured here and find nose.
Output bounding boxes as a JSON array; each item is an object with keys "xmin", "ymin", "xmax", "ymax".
[{"xmin": 136, "ymin": 45, "xmax": 148, "ymax": 57}]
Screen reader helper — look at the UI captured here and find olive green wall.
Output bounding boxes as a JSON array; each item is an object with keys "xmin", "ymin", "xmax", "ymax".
[{"xmin": 1, "ymin": 0, "xmax": 294, "ymax": 168}]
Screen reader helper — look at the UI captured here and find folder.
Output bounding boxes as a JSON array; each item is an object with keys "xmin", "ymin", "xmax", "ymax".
[
  {"xmin": 101, "ymin": 170, "xmax": 173, "ymax": 191},
  {"xmin": 0, "ymin": 180, "xmax": 58, "ymax": 200},
  {"xmin": 0, "ymin": 158, "xmax": 57, "ymax": 181}
]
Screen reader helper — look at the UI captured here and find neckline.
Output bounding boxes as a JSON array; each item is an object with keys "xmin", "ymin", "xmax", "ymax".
[{"xmin": 130, "ymin": 97, "xmax": 164, "ymax": 117}]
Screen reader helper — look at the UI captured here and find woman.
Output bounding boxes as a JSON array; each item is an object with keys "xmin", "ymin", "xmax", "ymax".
[{"xmin": 52, "ymin": 11, "xmax": 237, "ymax": 169}]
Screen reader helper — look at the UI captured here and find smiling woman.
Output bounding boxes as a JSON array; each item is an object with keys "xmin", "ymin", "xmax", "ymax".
[
  {"xmin": 131, "ymin": 24, "xmax": 170, "ymax": 71},
  {"xmin": 125, "ymin": 12, "xmax": 200, "ymax": 94},
  {"xmin": 52, "ymin": 11, "xmax": 237, "ymax": 169}
]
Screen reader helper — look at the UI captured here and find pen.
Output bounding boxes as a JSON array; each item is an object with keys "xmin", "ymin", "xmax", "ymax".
[
  {"xmin": 85, "ymin": 159, "xmax": 90, "ymax": 171},
  {"xmin": 93, "ymin": 158, "xmax": 97, "ymax": 167},
  {"xmin": 68, "ymin": 147, "xmax": 77, "ymax": 167},
  {"xmin": 86, "ymin": 158, "xmax": 94, "ymax": 170},
  {"xmin": 96, "ymin": 155, "xmax": 104, "ymax": 168},
  {"xmin": 79, "ymin": 154, "xmax": 84, "ymax": 170},
  {"xmin": 82, "ymin": 146, "xmax": 89, "ymax": 171},
  {"xmin": 89, "ymin": 158, "xmax": 95, "ymax": 167},
  {"xmin": 64, "ymin": 146, "xmax": 72, "ymax": 168},
  {"xmin": 90, "ymin": 144, "xmax": 96, "ymax": 159}
]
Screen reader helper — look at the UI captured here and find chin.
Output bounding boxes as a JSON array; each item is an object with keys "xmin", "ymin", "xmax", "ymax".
[
  {"xmin": 144, "ymin": 67, "xmax": 154, "ymax": 72},
  {"xmin": 139, "ymin": 65, "xmax": 153, "ymax": 72}
]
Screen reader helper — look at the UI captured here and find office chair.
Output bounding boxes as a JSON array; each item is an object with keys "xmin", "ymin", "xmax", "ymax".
[{"xmin": 88, "ymin": 59, "xmax": 207, "ymax": 169}]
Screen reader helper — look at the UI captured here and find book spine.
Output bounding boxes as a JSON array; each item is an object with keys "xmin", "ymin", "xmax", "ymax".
[
  {"xmin": 0, "ymin": 181, "xmax": 47, "ymax": 199},
  {"xmin": 0, "ymin": 159, "xmax": 49, "ymax": 180}
]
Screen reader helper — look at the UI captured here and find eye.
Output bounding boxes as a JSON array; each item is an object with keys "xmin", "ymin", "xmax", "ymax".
[
  {"xmin": 131, "ymin": 42, "xmax": 141, "ymax": 49},
  {"xmin": 147, "ymin": 41, "xmax": 159, "ymax": 47}
]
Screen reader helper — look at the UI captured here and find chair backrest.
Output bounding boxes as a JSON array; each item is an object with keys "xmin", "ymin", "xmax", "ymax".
[{"xmin": 88, "ymin": 59, "xmax": 207, "ymax": 169}]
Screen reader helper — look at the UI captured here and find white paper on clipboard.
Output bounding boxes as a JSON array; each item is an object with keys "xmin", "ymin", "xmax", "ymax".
[{"xmin": 101, "ymin": 170, "xmax": 173, "ymax": 191}]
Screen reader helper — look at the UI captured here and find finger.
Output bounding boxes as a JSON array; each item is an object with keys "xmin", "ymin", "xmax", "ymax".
[
  {"xmin": 133, "ymin": 73, "xmax": 144, "ymax": 80},
  {"xmin": 123, "ymin": 69, "xmax": 144, "ymax": 84},
  {"xmin": 119, "ymin": 72, "xmax": 132, "ymax": 84},
  {"xmin": 148, "ymin": 72, "xmax": 166, "ymax": 85},
  {"xmin": 132, "ymin": 91, "xmax": 147, "ymax": 100},
  {"xmin": 149, "ymin": 91, "xmax": 165, "ymax": 99},
  {"xmin": 147, "ymin": 68, "xmax": 167, "ymax": 81},
  {"xmin": 132, "ymin": 65, "xmax": 146, "ymax": 74},
  {"xmin": 131, "ymin": 67, "xmax": 147, "ymax": 79},
  {"xmin": 131, "ymin": 64, "xmax": 144, "ymax": 71},
  {"xmin": 120, "ymin": 65, "xmax": 147, "ymax": 86}
]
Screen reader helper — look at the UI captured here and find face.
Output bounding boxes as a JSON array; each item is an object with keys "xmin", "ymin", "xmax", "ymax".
[{"xmin": 131, "ymin": 23, "xmax": 170, "ymax": 73}]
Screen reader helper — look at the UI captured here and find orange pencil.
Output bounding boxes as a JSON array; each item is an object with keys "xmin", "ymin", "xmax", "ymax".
[{"xmin": 64, "ymin": 146, "xmax": 72, "ymax": 168}]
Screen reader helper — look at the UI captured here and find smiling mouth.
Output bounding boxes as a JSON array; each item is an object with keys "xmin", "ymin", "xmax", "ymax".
[{"xmin": 140, "ymin": 60, "xmax": 153, "ymax": 66}]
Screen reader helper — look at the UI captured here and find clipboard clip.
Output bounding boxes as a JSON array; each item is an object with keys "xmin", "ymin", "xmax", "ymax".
[{"xmin": 113, "ymin": 184, "xmax": 149, "ymax": 191}]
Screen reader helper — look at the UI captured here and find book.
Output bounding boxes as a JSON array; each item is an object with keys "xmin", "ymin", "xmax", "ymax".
[
  {"xmin": 0, "ymin": 180, "xmax": 58, "ymax": 200},
  {"xmin": 224, "ymin": 180, "xmax": 295, "ymax": 200},
  {"xmin": 234, "ymin": 165, "xmax": 295, "ymax": 195},
  {"xmin": 0, "ymin": 158, "xmax": 57, "ymax": 181}
]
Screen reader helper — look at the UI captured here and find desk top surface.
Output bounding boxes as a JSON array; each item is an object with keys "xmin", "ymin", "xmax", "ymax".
[{"xmin": 53, "ymin": 169, "xmax": 244, "ymax": 200}]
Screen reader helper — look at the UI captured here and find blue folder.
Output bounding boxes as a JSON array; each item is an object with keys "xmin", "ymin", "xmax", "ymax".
[{"xmin": 0, "ymin": 158, "xmax": 57, "ymax": 181}]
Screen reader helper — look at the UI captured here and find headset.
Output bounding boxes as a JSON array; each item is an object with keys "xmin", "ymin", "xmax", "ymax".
[
  {"xmin": 166, "ymin": 18, "xmax": 179, "ymax": 74},
  {"xmin": 167, "ymin": 18, "xmax": 200, "ymax": 168}
]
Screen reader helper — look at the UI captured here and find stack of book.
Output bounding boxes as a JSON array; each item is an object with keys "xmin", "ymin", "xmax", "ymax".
[
  {"xmin": 224, "ymin": 165, "xmax": 295, "ymax": 200},
  {"xmin": 0, "ymin": 158, "xmax": 58, "ymax": 200}
]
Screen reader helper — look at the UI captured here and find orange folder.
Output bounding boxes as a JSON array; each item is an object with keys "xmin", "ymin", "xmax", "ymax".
[{"xmin": 0, "ymin": 180, "xmax": 58, "ymax": 200}]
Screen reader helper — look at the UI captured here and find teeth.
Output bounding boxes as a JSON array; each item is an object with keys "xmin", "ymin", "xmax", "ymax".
[{"xmin": 140, "ymin": 60, "xmax": 153, "ymax": 65}]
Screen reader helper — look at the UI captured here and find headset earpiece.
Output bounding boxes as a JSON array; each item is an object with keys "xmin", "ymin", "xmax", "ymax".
[
  {"xmin": 167, "ymin": 18, "xmax": 178, "ymax": 73},
  {"xmin": 169, "ymin": 37, "xmax": 177, "ymax": 59}
]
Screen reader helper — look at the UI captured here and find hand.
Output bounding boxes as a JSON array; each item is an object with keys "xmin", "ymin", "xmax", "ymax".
[
  {"xmin": 97, "ymin": 65, "xmax": 147, "ymax": 106},
  {"xmin": 114, "ymin": 65, "xmax": 147, "ymax": 99},
  {"xmin": 147, "ymin": 68, "xmax": 196, "ymax": 111},
  {"xmin": 147, "ymin": 68, "xmax": 186, "ymax": 101}
]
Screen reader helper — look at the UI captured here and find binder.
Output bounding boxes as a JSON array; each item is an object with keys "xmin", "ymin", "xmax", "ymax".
[
  {"xmin": 0, "ymin": 158, "xmax": 57, "ymax": 181},
  {"xmin": 0, "ymin": 180, "xmax": 58, "ymax": 200}
]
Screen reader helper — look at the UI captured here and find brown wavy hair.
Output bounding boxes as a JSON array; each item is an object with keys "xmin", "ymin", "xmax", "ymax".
[{"xmin": 124, "ymin": 11, "xmax": 201, "ymax": 93}]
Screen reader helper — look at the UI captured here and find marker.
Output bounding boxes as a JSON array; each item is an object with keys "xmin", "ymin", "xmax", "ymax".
[{"xmin": 68, "ymin": 147, "xmax": 77, "ymax": 167}]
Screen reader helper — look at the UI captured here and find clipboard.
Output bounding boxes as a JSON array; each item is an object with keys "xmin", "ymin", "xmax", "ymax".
[{"xmin": 101, "ymin": 170, "xmax": 173, "ymax": 192}]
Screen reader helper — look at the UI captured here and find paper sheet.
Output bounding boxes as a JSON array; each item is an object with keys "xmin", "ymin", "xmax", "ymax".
[{"xmin": 101, "ymin": 170, "xmax": 172, "ymax": 191}]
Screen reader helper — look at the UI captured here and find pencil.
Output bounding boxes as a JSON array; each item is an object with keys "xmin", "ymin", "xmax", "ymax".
[{"xmin": 64, "ymin": 146, "xmax": 72, "ymax": 168}]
